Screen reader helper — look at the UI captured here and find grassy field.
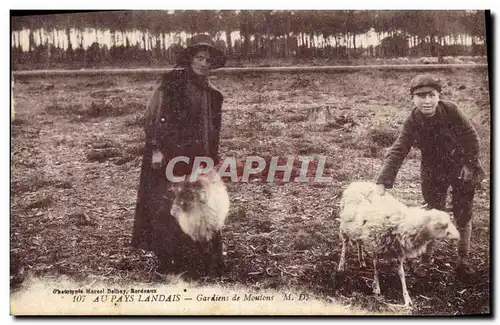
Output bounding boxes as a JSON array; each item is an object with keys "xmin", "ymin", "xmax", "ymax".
[
  {"xmin": 11, "ymin": 54, "xmax": 489, "ymax": 71},
  {"xmin": 10, "ymin": 68, "xmax": 491, "ymax": 315}
]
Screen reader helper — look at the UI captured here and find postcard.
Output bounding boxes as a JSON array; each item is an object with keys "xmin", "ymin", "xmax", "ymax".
[{"xmin": 10, "ymin": 10, "xmax": 491, "ymax": 316}]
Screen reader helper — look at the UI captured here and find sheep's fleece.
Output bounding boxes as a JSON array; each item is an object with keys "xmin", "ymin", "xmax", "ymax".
[
  {"xmin": 170, "ymin": 173, "xmax": 230, "ymax": 243},
  {"xmin": 339, "ymin": 181, "xmax": 459, "ymax": 258}
]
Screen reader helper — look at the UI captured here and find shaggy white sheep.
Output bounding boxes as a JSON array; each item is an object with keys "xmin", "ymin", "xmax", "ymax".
[
  {"xmin": 170, "ymin": 172, "xmax": 230, "ymax": 276},
  {"xmin": 170, "ymin": 172, "xmax": 230, "ymax": 243},
  {"xmin": 337, "ymin": 181, "xmax": 460, "ymax": 306}
]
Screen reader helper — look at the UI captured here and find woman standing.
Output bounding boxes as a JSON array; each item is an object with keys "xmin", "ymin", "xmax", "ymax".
[{"xmin": 131, "ymin": 42, "xmax": 226, "ymax": 275}]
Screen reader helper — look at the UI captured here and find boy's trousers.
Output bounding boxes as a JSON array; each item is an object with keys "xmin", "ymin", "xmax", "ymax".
[{"xmin": 420, "ymin": 162, "xmax": 475, "ymax": 260}]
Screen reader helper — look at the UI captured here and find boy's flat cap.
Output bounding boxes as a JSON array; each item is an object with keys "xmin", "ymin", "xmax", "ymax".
[{"xmin": 410, "ymin": 74, "xmax": 442, "ymax": 94}]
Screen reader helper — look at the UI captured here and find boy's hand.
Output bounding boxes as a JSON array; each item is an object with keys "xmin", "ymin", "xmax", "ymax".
[
  {"xmin": 459, "ymin": 165, "xmax": 473, "ymax": 182},
  {"xmin": 152, "ymin": 150, "xmax": 164, "ymax": 169},
  {"xmin": 376, "ymin": 184, "xmax": 386, "ymax": 196}
]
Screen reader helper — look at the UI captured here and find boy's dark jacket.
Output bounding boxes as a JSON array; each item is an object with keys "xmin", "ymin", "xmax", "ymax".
[{"xmin": 377, "ymin": 100, "xmax": 484, "ymax": 188}]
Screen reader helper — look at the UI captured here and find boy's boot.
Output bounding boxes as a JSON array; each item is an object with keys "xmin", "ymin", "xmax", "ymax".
[{"xmin": 456, "ymin": 221, "xmax": 474, "ymax": 277}]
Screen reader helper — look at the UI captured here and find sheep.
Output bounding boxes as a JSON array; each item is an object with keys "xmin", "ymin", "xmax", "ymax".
[
  {"xmin": 337, "ymin": 181, "xmax": 460, "ymax": 306},
  {"xmin": 170, "ymin": 171, "xmax": 230, "ymax": 276}
]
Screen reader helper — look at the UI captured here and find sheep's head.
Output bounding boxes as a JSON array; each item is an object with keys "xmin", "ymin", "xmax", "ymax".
[
  {"xmin": 425, "ymin": 209, "xmax": 460, "ymax": 241},
  {"xmin": 170, "ymin": 180, "xmax": 207, "ymax": 220}
]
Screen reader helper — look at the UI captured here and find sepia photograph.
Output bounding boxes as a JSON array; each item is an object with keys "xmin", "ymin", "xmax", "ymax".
[{"xmin": 9, "ymin": 9, "xmax": 491, "ymax": 316}]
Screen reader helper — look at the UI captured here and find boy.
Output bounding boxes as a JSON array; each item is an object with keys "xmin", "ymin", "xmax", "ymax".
[{"xmin": 376, "ymin": 74, "xmax": 485, "ymax": 276}]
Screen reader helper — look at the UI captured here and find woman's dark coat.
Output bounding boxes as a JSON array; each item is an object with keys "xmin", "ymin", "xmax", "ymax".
[{"xmin": 131, "ymin": 68, "xmax": 224, "ymax": 273}]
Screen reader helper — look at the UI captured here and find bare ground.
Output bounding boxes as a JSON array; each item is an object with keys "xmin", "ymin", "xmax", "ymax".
[{"xmin": 10, "ymin": 68, "xmax": 491, "ymax": 315}]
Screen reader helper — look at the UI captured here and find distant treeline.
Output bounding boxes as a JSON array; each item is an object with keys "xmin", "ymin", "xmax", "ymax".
[{"xmin": 11, "ymin": 10, "xmax": 488, "ymax": 68}]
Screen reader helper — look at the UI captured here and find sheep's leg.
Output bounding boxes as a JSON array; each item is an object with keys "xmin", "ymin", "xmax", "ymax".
[
  {"xmin": 421, "ymin": 240, "xmax": 435, "ymax": 264},
  {"xmin": 357, "ymin": 241, "xmax": 367, "ymax": 269},
  {"xmin": 372, "ymin": 255, "xmax": 381, "ymax": 295},
  {"xmin": 211, "ymin": 231, "xmax": 224, "ymax": 277},
  {"xmin": 157, "ymin": 238, "xmax": 177, "ymax": 274},
  {"xmin": 338, "ymin": 233, "xmax": 348, "ymax": 272},
  {"xmin": 192, "ymin": 240, "xmax": 213, "ymax": 277},
  {"xmin": 196, "ymin": 233, "xmax": 224, "ymax": 278},
  {"xmin": 398, "ymin": 257, "xmax": 413, "ymax": 306},
  {"xmin": 201, "ymin": 241, "xmax": 218, "ymax": 277},
  {"xmin": 195, "ymin": 242, "xmax": 207, "ymax": 275}
]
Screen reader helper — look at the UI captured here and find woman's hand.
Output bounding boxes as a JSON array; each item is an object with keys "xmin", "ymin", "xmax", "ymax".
[
  {"xmin": 152, "ymin": 150, "xmax": 165, "ymax": 169},
  {"xmin": 459, "ymin": 165, "xmax": 473, "ymax": 183}
]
